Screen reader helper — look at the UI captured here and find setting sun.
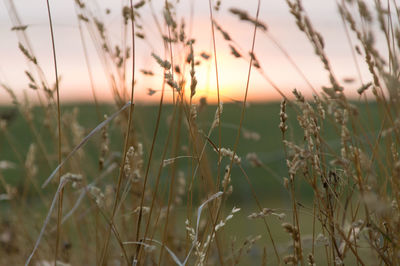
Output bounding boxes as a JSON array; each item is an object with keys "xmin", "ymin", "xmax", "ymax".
[{"xmin": 0, "ymin": 0, "xmax": 372, "ymax": 105}]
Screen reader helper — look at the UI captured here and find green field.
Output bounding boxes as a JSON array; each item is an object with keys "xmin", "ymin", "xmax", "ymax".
[{"xmin": 0, "ymin": 101, "xmax": 382, "ymax": 201}]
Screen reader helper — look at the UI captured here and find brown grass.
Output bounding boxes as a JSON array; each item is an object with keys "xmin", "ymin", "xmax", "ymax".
[{"xmin": 1, "ymin": 0, "xmax": 400, "ymax": 265}]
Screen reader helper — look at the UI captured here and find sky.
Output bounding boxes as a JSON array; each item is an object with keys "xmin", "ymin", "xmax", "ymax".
[{"xmin": 0, "ymin": 0, "xmax": 385, "ymax": 104}]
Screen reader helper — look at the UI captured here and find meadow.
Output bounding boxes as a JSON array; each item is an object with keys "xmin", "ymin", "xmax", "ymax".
[
  {"xmin": 0, "ymin": 102, "xmax": 382, "ymax": 199},
  {"xmin": 1, "ymin": 0, "xmax": 400, "ymax": 265}
]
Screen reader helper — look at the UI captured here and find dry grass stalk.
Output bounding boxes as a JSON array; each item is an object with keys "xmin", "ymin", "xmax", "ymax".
[{"xmin": 2, "ymin": 0, "xmax": 400, "ymax": 265}]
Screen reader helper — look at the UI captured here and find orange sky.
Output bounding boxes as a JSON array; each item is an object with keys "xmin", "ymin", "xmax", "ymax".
[{"xmin": 0, "ymin": 0, "xmax": 382, "ymax": 105}]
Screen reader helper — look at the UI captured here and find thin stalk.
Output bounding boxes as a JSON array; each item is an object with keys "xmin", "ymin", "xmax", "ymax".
[
  {"xmin": 134, "ymin": 69, "xmax": 167, "ymax": 264},
  {"xmin": 43, "ymin": 1, "xmax": 62, "ymax": 264},
  {"xmin": 208, "ymin": 0, "xmax": 223, "ymax": 192},
  {"xmin": 99, "ymin": 1, "xmax": 136, "ymax": 263},
  {"xmin": 73, "ymin": 3, "xmax": 101, "ymax": 121}
]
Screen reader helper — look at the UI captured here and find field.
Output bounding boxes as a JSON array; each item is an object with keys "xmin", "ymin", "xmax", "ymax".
[
  {"xmin": 1, "ymin": 0, "xmax": 400, "ymax": 265},
  {"xmin": 0, "ymin": 102, "xmax": 383, "ymax": 198}
]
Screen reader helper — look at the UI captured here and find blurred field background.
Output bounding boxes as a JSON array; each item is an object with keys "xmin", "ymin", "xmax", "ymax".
[{"xmin": 0, "ymin": 102, "xmax": 382, "ymax": 200}]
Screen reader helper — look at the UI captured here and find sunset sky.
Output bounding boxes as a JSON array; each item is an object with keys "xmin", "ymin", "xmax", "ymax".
[{"xmin": 0, "ymin": 0, "xmax": 383, "ymax": 104}]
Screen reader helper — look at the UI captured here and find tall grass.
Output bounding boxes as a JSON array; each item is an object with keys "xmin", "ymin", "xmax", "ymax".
[{"xmin": 1, "ymin": 0, "xmax": 400, "ymax": 265}]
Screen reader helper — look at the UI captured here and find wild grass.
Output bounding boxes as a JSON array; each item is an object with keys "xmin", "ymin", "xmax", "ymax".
[{"xmin": 1, "ymin": 0, "xmax": 400, "ymax": 265}]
